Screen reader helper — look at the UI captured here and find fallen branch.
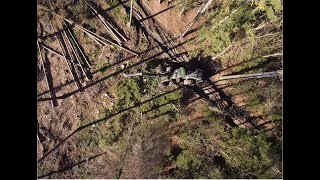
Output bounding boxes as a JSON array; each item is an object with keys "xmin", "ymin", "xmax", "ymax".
[
  {"xmin": 38, "ymin": 42, "xmax": 64, "ymax": 58},
  {"xmin": 129, "ymin": 0, "xmax": 133, "ymax": 27},
  {"xmin": 219, "ymin": 149, "xmax": 232, "ymax": 160},
  {"xmin": 180, "ymin": 0, "xmax": 213, "ymax": 38},
  {"xmin": 212, "ymin": 43, "xmax": 233, "ymax": 60},
  {"xmin": 84, "ymin": 0, "xmax": 127, "ymax": 43},
  {"xmin": 253, "ymin": 21, "xmax": 266, "ymax": 31},
  {"xmin": 211, "ymin": 9, "xmax": 238, "ymax": 31},
  {"xmin": 219, "ymin": 71, "xmax": 282, "ymax": 81},
  {"xmin": 272, "ymin": 167, "xmax": 283, "ymax": 175},
  {"xmin": 87, "ymin": 32, "xmax": 103, "ymax": 46},
  {"xmin": 84, "ymin": 0, "xmax": 122, "ymax": 44},
  {"xmin": 262, "ymin": 52, "xmax": 283, "ymax": 58},
  {"xmin": 50, "ymin": 21, "xmax": 82, "ymax": 90},
  {"xmin": 64, "ymin": 21, "xmax": 92, "ymax": 68}
]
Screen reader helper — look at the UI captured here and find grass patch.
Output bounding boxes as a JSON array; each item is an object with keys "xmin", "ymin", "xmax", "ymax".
[
  {"xmin": 105, "ymin": 0, "xmax": 121, "ymax": 16},
  {"xmin": 114, "ymin": 77, "xmax": 142, "ymax": 110},
  {"xmin": 87, "ymin": 48, "xmax": 101, "ymax": 61},
  {"xmin": 97, "ymin": 62, "xmax": 111, "ymax": 72},
  {"xmin": 105, "ymin": 0, "xmax": 129, "ymax": 24}
]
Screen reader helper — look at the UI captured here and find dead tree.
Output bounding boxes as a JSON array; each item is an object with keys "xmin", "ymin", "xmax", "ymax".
[{"xmin": 129, "ymin": 0, "xmax": 133, "ymax": 27}]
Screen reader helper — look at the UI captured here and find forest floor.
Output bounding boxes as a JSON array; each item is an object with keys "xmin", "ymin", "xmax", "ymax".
[{"xmin": 37, "ymin": 0, "xmax": 279, "ymax": 178}]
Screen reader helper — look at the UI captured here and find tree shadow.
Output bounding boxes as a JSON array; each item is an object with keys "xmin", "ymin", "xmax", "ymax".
[
  {"xmin": 42, "ymin": 22, "xmax": 74, "ymax": 40},
  {"xmin": 154, "ymin": 56, "xmax": 263, "ymax": 129},
  {"xmin": 86, "ymin": 0, "xmax": 129, "ymax": 41},
  {"xmin": 226, "ymin": 57, "xmax": 277, "ymax": 76},
  {"xmin": 67, "ymin": 26, "xmax": 94, "ymax": 74},
  {"xmin": 205, "ymin": 79, "xmax": 262, "ymax": 129},
  {"xmin": 217, "ymin": 54, "xmax": 282, "ymax": 74},
  {"xmin": 38, "ymin": 35, "xmax": 160, "ymax": 98},
  {"xmin": 144, "ymin": 99, "xmax": 181, "ymax": 114},
  {"xmin": 148, "ymin": 111, "xmax": 173, "ymax": 120},
  {"xmin": 139, "ymin": 5, "xmax": 175, "ymax": 22},
  {"xmin": 182, "ymin": 27, "xmax": 201, "ymax": 38},
  {"xmin": 43, "ymin": 49, "xmax": 58, "ymax": 107},
  {"xmin": 38, "ymin": 86, "xmax": 183, "ymax": 163},
  {"xmin": 38, "ymin": 151, "xmax": 107, "ymax": 179},
  {"xmin": 37, "ymin": 36, "xmax": 191, "ymax": 101}
]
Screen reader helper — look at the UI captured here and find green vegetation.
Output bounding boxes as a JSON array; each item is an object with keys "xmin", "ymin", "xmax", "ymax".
[
  {"xmin": 174, "ymin": 0, "xmax": 204, "ymax": 15},
  {"xmin": 105, "ymin": 0, "xmax": 118, "ymax": 7},
  {"xmin": 159, "ymin": 103, "xmax": 281, "ymax": 178},
  {"xmin": 114, "ymin": 77, "xmax": 183, "ymax": 120},
  {"xmin": 176, "ymin": 150, "xmax": 201, "ymax": 171},
  {"xmin": 85, "ymin": 18, "xmax": 100, "ymax": 31},
  {"xmin": 37, "ymin": 0, "xmax": 282, "ymax": 178},
  {"xmin": 97, "ymin": 62, "xmax": 111, "ymax": 72},
  {"xmin": 192, "ymin": 0, "xmax": 282, "ymax": 56},
  {"xmin": 105, "ymin": 0, "xmax": 121, "ymax": 14},
  {"xmin": 105, "ymin": 0, "xmax": 129, "ymax": 23},
  {"xmin": 115, "ymin": 78, "xmax": 142, "ymax": 110},
  {"xmin": 67, "ymin": 0, "xmax": 94, "ymax": 23},
  {"xmin": 228, "ymin": 78, "xmax": 282, "ymax": 123},
  {"xmin": 187, "ymin": 0, "xmax": 283, "ymax": 128},
  {"xmin": 78, "ymin": 76, "xmax": 184, "ymax": 150},
  {"xmin": 88, "ymin": 48, "xmax": 101, "ymax": 60}
]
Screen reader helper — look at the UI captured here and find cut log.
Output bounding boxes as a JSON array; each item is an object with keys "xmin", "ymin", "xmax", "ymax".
[
  {"xmin": 219, "ymin": 71, "xmax": 282, "ymax": 81},
  {"xmin": 50, "ymin": 21, "xmax": 82, "ymax": 91},
  {"xmin": 62, "ymin": 22, "xmax": 89, "ymax": 81},
  {"xmin": 84, "ymin": 0, "xmax": 127, "ymax": 43},
  {"xmin": 129, "ymin": 0, "xmax": 133, "ymax": 27},
  {"xmin": 39, "ymin": 43, "xmax": 64, "ymax": 58},
  {"xmin": 58, "ymin": 20, "xmax": 85, "ymax": 84},
  {"xmin": 55, "ymin": 13, "xmax": 137, "ymax": 55},
  {"xmin": 37, "ymin": 6, "xmax": 138, "ymax": 56},
  {"xmin": 64, "ymin": 21, "xmax": 93, "ymax": 68}
]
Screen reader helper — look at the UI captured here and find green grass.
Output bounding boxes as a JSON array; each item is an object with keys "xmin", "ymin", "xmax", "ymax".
[
  {"xmin": 158, "ymin": 101, "xmax": 281, "ymax": 178},
  {"xmin": 105, "ymin": 0, "xmax": 121, "ymax": 16},
  {"xmin": 114, "ymin": 77, "xmax": 142, "ymax": 110},
  {"xmin": 85, "ymin": 18, "xmax": 100, "ymax": 30},
  {"xmin": 114, "ymin": 76, "xmax": 183, "ymax": 121},
  {"xmin": 122, "ymin": 13, "xmax": 130, "ymax": 24},
  {"xmin": 105, "ymin": 0, "xmax": 118, "ymax": 6},
  {"xmin": 105, "ymin": 0, "xmax": 129, "ymax": 24},
  {"xmin": 67, "ymin": 1, "xmax": 93, "ymax": 23},
  {"xmin": 97, "ymin": 62, "xmax": 111, "ymax": 72},
  {"xmin": 77, "ymin": 75, "xmax": 185, "ymax": 151},
  {"xmin": 176, "ymin": 150, "xmax": 201, "ymax": 171},
  {"xmin": 88, "ymin": 49, "xmax": 101, "ymax": 60}
]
